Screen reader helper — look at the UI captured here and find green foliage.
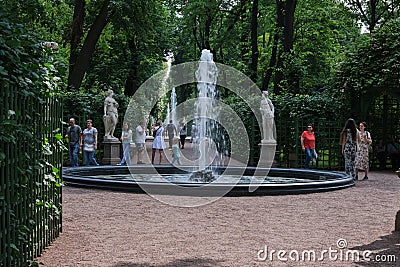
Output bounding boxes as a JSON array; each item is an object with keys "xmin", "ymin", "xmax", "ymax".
[
  {"xmin": 223, "ymin": 91, "xmax": 345, "ymax": 141},
  {"xmin": 0, "ymin": 13, "xmax": 65, "ymax": 94},
  {"xmin": 277, "ymin": 0, "xmax": 361, "ymax": 94},
  {"xmin": 273, "ymin": 92, "xmax": 346, "ymax": 122},
  {"xmin": 0, "ymin": 13, "xmax": 63, "ymax": 265},
  {"xmin": 334, "ymin": 17, "xmax": 400, "ymax": 117},
  {"xmin": 76, "ymin": 0, "xmax": 171, "ymax": 95}
]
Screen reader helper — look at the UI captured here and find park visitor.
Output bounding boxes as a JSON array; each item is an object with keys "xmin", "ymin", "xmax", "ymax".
[
  {"xmin": 387, "ymin": 137, "xmax": 400, "ymax": 171},
  {"xmin": 135, "ymin": 121, "xmax": 147, "ymax": 164},
  {"xmin": 152, "ymin": 120, "xmax": 166, "ymax": 164},
  {"xmin": 341, "ymin": 118, "xmax": 360, "ymax": 181},
  {"xmin": 179, "ymin": 123, "xmax": 187, "ymax": 149},
  {"xmin": 81, "ymin": 119, "xmax": 99, "ymax": 166},
  {"xmin": 166, "ymin": 120, "xmax": 178, "ymax": 149},
  {"xmin": 300, "ymin": 124, "xmax": 316, "ymax": 169},
  {"xmin": 375, "ymin": 139, "xmax": 387, "ymax": 170},
  {"xmin": 355, "ymin": 122, "xmax": 372, "ymax": 180},
  {"xmin": 171, "ymin": 137, "xmax": 182, "ymax": 165},
  {"xmin": 118, "ymin": 122, "xmax": 132, "ymax": 166},
  {"xmin": 65, "ymin": 118, "xmax": 82, "ymax": 167}
]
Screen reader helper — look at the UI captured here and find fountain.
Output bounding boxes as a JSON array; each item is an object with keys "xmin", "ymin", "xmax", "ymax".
[
  {"xmin": 166, "ymin": 103, "xmax": 170, "ymax": 126},
  {"xmin": 190, "ymin": 49, "xmax": 220, "ymax": 182},
  {"xmin": 63, "ymin": 49, "xmax": 354, "ymax": 200},
  {"xmin": 170, "ymin": 88, "xmax": 177, "ymax": 126}
]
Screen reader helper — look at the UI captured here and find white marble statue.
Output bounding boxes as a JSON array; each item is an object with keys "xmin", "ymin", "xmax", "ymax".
[
  {"xmin": 260, "ymin": 91, "xmax": 275, "ymax": 142},
  {"xmin": 103, "ymin": 89, "xmax": 119, "ymax": 140}
]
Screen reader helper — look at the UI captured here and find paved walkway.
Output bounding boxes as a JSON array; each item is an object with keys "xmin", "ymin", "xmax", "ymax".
[{"xmin": 35, "ymin": 169, "xmax": 400, "ymax": 266}]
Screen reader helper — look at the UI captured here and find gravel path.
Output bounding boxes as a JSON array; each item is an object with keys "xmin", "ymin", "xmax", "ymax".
[{"xmin": 36, "ymin": 171, "xmax": 400, "ymax": 267}]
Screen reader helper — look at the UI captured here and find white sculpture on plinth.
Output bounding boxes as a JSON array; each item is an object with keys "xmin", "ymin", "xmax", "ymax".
[
  {"xmin": 103, "ymin": 89, "xmax": 119, "ymax": 140},
  {"xmin": 260, "ymin": 91, "xmax": 275, "ymax": 142}
]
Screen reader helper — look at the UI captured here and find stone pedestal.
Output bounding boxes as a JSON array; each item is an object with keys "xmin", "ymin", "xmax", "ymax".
[
  {"xmin": 248, "ymin": 140, "xmax": 277, "ymax": 193},
  {"xmin": 102, "ymin": 137, "xmax": 121, "ymax": 165},
  {"xmin": 258, "ymin": 139, "xmax": 277, "ymax": 168}
]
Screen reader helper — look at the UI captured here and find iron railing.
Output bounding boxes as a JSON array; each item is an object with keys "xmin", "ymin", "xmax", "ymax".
[{"xmin": 0, "ymin": 84, "xmax": 63, "ymax": 266}]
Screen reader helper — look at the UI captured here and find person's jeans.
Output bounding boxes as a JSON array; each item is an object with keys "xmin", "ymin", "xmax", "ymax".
[
  {"xmin": 304, "ymin": 148, "xmax": 315, "ymax": 169},
  {"xmin": 120, "ymin": 143, "xmax": 131, "ymax": 165},
  {"xmin": 69, "ymin": 143, "xmax": 80, "ymax": 167},
  {"xmin": 168, "ymin": 134, "xmax": 174, "ymax": 148},
  {"xmin": 83, "ymin": 150, "xmax": 99, "ymax": 166}
]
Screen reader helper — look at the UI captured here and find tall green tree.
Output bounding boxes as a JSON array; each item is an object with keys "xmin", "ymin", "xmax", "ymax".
[
  {"xmin": 67, "ymin": 0, "xmax": 113, "ymax": 91},
  {"xmin": 65, "ymin": 0, "xmax": 171, "ymax": 93},
  {"xmin": 344, "ymin": 0, "xmax": 400, "ymax": 32},
  {"xmin": 335, "ymin": 17, "xmax": 400, "ymax": 118}
]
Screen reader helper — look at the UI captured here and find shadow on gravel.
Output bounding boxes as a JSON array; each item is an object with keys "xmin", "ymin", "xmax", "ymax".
[
  {"xmin": 113, "ymin": 258, "xmax": 222, "ymax": 267},
  {"xmin": 350, "ymin": 231, "xmax": 400, "ymax": 266}
]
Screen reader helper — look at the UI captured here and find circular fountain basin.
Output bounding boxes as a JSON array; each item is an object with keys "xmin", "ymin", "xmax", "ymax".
[{"xmin": 63, "ymin": 166, "xmax": 354, "ymax": 196}]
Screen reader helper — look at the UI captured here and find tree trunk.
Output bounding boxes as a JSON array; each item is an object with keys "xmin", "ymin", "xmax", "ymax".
[
  {"xmin": 250, "ymin": 0, "xmax": 259, "ymax": 83},
  {"xmin": 67, "ymin": 0, "xmax": 112, "ymax": 91},
  {"xmin": 124, "ymin": 37, "xmax": 139, "ymax": 97},
  {"xmin": 283, "ymin": 0, "xmax": 296, "ymax": 53},
  {"xmin": 273, "ymin": 0, "xmax": 285, "ymax": 94},
  {"xmin": 240, "ymin": 1, "xmax": 249, "ymax": 66},
  {"xmin": 68, "ymin": 0, "xmax": 86, "ymax": 91},
  {"xmin": 284, "ymin": 0, "xmax": 299, "ymax": 93},
  {"xmin": 204, "ymin": 12, "xmax": 212, "ymax": 50},
  {"xmin": 273, "ymin": 0, "xmax": 298, "ymax": 94},
  {"xmin": 261, "ymin": 32, "xmax": 278, "ymax": 92}
]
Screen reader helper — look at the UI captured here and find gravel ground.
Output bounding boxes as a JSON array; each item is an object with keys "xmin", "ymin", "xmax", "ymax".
[{"xmin": 35, "ymin": 170, "xmax": 400, "ymax": 267}]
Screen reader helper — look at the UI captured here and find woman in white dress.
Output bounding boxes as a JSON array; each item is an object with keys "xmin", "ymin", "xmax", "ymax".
[{"xmin": 152, "ymin": 120, "xmax": 166, "ymax": 164}]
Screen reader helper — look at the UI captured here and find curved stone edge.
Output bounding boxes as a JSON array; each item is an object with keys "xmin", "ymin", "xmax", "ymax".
[{"xmin": 62, "ymin": 166, "xmax": 354, "ymax": 197}]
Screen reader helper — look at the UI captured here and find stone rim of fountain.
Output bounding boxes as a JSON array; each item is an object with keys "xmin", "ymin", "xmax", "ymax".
[{"xmin": 63, "ymin": 165, "xmax": 354, "ymax": 197}]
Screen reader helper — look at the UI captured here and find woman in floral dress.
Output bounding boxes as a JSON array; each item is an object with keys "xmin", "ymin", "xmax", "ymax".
[
  {"xmin": 355, "ymin": 122, "xmax": 372, "ymax": 180},
  {"xmin": 341, "ymin": 118, "xmax": 360, "ymax": 181}
]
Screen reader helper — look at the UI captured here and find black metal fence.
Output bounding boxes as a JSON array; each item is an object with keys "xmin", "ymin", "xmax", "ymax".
[
  {"xmin": 0, "ymin": 84, "xmax": 63, "ymax": 266},
  {"xmin": 274, "ymin": 118, "xmax": 344, "ymax": 169}
]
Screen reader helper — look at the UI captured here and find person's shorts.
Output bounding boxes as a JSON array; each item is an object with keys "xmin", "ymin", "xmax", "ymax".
[{"xmin": 136, "ymin": 143, "xmax": 145, "ymax": 152}]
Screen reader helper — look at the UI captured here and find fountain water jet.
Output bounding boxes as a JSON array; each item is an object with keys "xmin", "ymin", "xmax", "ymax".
[
  {"xmin": 190, "ymin": 49, "xmax": 220, "ymax": 182},
  {"xmin": 170, "ymin": 88, "xmax": 177, "ymax": 126}
]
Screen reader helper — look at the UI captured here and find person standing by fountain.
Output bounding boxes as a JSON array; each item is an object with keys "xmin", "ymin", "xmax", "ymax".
[
  {"xmin": 341, "ymin": 118, "xmax": 360, "ymax": 181},
  {"xmin": 260, "ymin": 91, "xmax": 275, "ymax": 142},
  {"xmin": 355, "ymin": 122, "xmax": 372, "ymax": 180},
  {"xmin": 81, "ymin": 119, "xmax": 99, "ymax": 166},
  {"xmin": 166, "ymin": 120, "xmax": 178, "ymax": 149},
  {"xmin": 190, "ymin": 122, "xmax": 197, "ymax": 144},
  {"xmin": 103, "ymin": 89, "xmax": 119, "ymax": 140},
  {"xmin": 152, "ymin": 120, "xmax": 166, "ymax": 164},
  {"xmin": 135, "ymin": 121, "xmax": 147, "ymax": 164},
  {"xmin": 301, "ymin": 124, "xmax": 316, "ymax": 169},
  {"xmin": 179, "ymin": 123, "xmax": 187, "ymax": 149},
  {"xmin": 171, "ymin": 137, "xmax": 182, "ymax": 165},
  {"xmin": 66, "ymin": 118, "xmax": 82, "ymax": 167},
  {"xmin": 118, "ymin": 122, "xmax": 132, "ymax": 166}
]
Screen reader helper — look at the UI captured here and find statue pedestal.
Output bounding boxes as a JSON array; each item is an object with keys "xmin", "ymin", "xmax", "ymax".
[
  {"xmin": 248, "ymin": 140, "xmax": 277, "ymax": 193},
  {"xmin": 258, "ymin": 140, "xmax": 277, "ymax": 168},
  {"xmin": 102, "ymin": 137, "xmax": 121, "ymax": 165}
]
